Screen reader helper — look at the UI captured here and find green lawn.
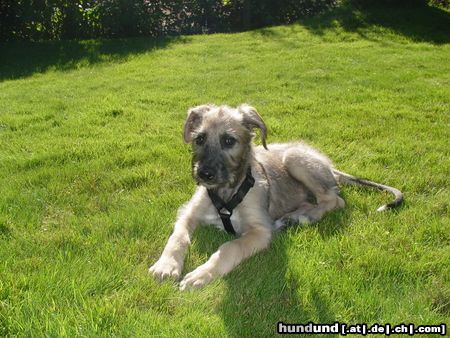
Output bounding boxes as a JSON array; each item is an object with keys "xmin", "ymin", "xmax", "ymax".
[{"xmin": 1, "ymin": 4, "xmax": 449, "ymax": 337}]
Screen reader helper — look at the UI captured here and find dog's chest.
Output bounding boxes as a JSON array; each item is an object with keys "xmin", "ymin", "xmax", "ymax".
[{"xmin": 201, "ymin": 208, "xmax": 244, "ymax": 234}]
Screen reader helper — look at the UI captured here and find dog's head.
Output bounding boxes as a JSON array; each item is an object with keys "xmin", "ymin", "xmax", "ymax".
[{"xmin": 183, "ymin": 104, "xmax": 267, "ymax": 189}]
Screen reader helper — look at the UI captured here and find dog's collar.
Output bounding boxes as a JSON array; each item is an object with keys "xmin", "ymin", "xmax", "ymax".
[{"xmin": 207, "ymin": 167, "xmax": 255, "ymax": 235}]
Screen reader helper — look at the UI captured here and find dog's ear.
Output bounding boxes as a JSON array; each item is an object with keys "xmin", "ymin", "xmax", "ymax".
[
  {"xmin": 239, "ymin": 104, "xmax": 268, "ymax": 149},
  {"xmin": 183, "ymin": 105, "xmax": 212, "ymax": 143}
]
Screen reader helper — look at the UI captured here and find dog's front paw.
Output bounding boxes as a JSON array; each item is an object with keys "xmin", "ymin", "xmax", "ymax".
[
  {"xmin": 149, "ymin": 256, "xmax": 182, "ymax": 281},
  {"xmin": 179, "ymin": 265, "xmax": 214, "ymax": 291}
]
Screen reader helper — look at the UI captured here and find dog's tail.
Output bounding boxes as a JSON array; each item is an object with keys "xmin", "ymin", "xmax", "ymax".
[{"xmin": 332, "ymin": 169, "xmax": 403, "ymax": 212}]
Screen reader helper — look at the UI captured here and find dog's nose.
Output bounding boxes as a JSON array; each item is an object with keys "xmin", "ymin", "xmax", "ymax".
[{"xmin": 198, "ymin": 167, "xmax": 216, "ymax": 181}]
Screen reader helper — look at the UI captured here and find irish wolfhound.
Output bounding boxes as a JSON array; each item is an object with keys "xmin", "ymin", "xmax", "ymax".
[{"xmin": 149, "ymin": 104, "xmax": 403, "ymax": 290}]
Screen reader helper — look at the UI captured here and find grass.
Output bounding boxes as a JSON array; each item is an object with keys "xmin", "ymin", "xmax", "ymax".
[{"xmin": 0, "ymin": 3, "xmax": 449, "ymax": 337}]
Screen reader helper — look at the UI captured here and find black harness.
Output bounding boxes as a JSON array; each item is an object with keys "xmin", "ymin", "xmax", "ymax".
[{"xmin": 207, "ymin": 167, "xmax": 255, "ymax": 235}]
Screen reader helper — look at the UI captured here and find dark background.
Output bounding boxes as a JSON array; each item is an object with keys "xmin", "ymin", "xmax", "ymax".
[{"xmin": 1, "ymin": 0, "xmax": 448, "ymax": 41}]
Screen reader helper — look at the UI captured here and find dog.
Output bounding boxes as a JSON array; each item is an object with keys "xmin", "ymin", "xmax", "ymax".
[{"xmin": 149, "ymin": 104, "xmax": 403, "ymax": 290}]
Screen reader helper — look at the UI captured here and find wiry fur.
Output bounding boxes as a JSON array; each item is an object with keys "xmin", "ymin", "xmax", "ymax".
[{"xmin": 149, "ymin": 104, "xmax": 403, "ymax": 290}]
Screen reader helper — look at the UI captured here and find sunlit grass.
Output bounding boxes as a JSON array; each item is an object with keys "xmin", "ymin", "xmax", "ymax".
[{"xmin": 0, "ymin": 4, "xmax": 449, "ymax": 336}]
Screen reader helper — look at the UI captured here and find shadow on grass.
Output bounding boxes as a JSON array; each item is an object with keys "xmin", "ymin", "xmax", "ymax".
[
  {"xmin": 299, "ymin": 3, "xmax": 450, "ymax": 44},
  {"xmin": 250, "ymin": 3, "xmax": 450, "ymax": 45},
  {"xmin": 0, "ymin": 35, "xmax": 187, "ymax": 82},
  {"xmin": 194, "ymin": 207, "xmax": 350, "ymax": 337}
]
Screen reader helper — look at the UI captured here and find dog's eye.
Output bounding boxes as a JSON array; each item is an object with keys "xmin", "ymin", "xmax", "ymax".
[
  {"xmin": 224, "ymin": 136, "xmax": 236, "ymax": 148},
  {"xmin": 195, "ymin": 134, "xmax": 205, "ymax": 146}
]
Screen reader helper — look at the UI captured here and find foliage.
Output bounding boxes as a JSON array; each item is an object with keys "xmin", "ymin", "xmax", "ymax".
[
  {"xmin": 347, "ymin": 0, "xmax": 449, "ymax": 7},
  {"xmin": 433, "ymin": 0, "xmax": 450, "ymax": 7},
  {"xmin": 224, "ymin": 0, "xmax": 338, "ymax": 29},
  {"xmin": 4, "ymin": 0, "xmax": 447, "ymax": 41},
  {"xmin": 0, "ymin": 0, "xmax": 338, "ymax": 41}
]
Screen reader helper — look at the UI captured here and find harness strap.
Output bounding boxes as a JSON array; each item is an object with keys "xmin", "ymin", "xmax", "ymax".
[{"xmin": 207, "ymin": 167, "xmax": 255, "ymax": 235}]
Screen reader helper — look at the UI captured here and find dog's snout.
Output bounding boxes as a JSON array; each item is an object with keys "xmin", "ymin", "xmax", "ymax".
[{"xmin": 198, "ymin": 167, "xmax": 216, "ymax": 181}]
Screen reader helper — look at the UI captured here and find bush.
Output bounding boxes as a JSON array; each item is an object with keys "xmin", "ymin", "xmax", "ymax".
[
  {"xmin": 0, "ymin": 0, "xmax": 340, "ymax": 41},
  {"xmin": 431, "ymin": 0, "xmax": 450, "ymax": 7},
  {"xmin": 346, "ymin": 0, "xmax": 432, "ymax": 6},
  {"xmin": 226, "ymin": 0, "xmax": 338, "ymax": 29}
]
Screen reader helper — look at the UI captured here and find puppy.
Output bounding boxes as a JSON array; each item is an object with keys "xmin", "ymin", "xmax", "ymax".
[{"xmin": 149, "ymin": 104, "xmax": 403, "ymax": 290}]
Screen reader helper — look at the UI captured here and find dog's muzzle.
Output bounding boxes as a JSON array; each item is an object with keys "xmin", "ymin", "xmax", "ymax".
[
  {"xmin": 198, "ymin": 166, "xmax": 216, "ymax": 182},
  {"xmin": 195, "ymin": 161, "xmax": 229, "ymax": 187}
]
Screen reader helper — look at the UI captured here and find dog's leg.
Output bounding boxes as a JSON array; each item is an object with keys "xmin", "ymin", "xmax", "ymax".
[
  {"xmin": 149, "ymin": 190, "xmax": 205, "ymax": 281},
  {"xmin": 282, "ymin": 146, "xmax": 345, "ymax": 223},
  {"xmin": 149, "ymin": 216, "xmax": 197, "ymax": 281},
  {"xmin": 179, "ymin": 226, "xmax": 271, "ymax": 290}
]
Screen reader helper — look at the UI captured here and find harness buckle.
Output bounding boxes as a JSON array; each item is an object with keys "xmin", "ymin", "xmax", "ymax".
[{"xmin": 219, "ymin": 208, "xmax": 232, "ymax": 218}]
